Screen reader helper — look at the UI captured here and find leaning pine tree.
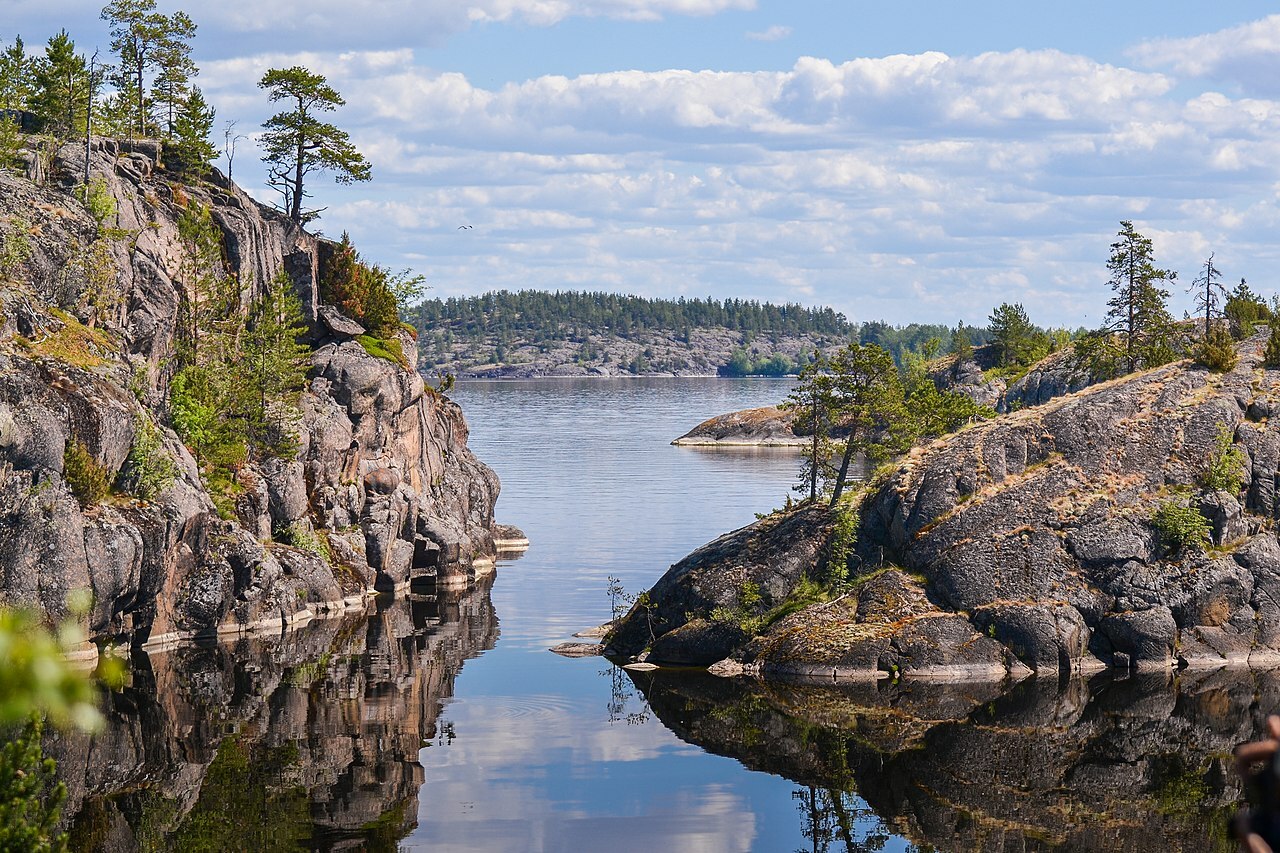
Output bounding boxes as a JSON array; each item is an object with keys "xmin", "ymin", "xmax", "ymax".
[{"xmin": 258, "ymin": 66, "xmax": 371, "ymax": 225}]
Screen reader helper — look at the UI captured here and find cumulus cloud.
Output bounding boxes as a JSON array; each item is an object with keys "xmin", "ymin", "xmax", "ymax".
[
  {"xmin": 183, "ymin": 34, "xmax": 1280, "ymax": 325},
  {"xmin": 745, "ymin": 25, "xmax": 791, "ymax": 42},
  {"xmin": 1130, "ymin": 15, "xmax": 1280, "ymax": 96}
]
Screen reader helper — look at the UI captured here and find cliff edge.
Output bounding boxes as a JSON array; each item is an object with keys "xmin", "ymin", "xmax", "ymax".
[{"xmin": 0, "ymin": 140, "xmax": 505, "ymax": 651}]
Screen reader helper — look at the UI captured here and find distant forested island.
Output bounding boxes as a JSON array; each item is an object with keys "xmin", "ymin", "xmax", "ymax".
[{"xmin": 410, "ymin": 290, "xmax": 993, "ymax": 378}]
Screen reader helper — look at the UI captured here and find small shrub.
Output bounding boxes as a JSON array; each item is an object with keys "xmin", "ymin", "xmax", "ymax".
[
  {"xmin": 1195, "ymin": 324, "xmax": 1238, "ymax": 372},
  {"xmin": 116, "ymin": 414, "xmax": 177, "ymax": 502},
  {"xmin": 78, "ymin": 178, "xmax": 116, "ymax": 230},
  {"xmin": 1152, "ymin": 500, "xmax": 1211, "ymax": 554},
  {"xmin": 278, "ymin": 524, "xmax": 331, "ymax": 562},
  {"xmin": 0, "ymin": 716, "xmax": 69, "ymax": 851},
  {"xmin": 1264, "ymin": 321, "xmax": 1280, "ymax": 369},
  {"xmin": 63, "ymin": 440, "xmax": 111, "ymax": 507},
  {"xmin": 824, "ymin": 497, "xmax": 860, "ymax": 586},
  {"xmin": 1200, "ymin": 423, "xmax": 1245, "ymax": 494}
]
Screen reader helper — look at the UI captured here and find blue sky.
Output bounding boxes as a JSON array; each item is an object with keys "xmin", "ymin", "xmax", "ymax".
[{"xmin": 9, "ymin": 1, "xmax": 1280, "ymax": 326}]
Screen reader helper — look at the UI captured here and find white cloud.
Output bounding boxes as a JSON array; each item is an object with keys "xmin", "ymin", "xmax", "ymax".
[
  {"xmin": 193, "ymin": 33, "xmax": 1280, "ymax": 326},
  {"xmin": 745, "ymin": 25, "xmax": 791, "ymax": 42},
  {"xmin": 1130, "ymin": 15, "xmax": 1280, "ymax": 96}
]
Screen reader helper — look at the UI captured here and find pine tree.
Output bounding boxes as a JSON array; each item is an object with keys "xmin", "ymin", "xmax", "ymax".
[
  {"xmin": 1225, "ymin": 278, "xmax": 1269, "ymax": 339},
  {"xmin": 242, "ymin": 271, "xmax": 312, "ymax": 455},
  {"xmin": 1103, "ymin": 221, "xmax": 1175, "ymax": 373},
  {"xmin": 988, "ymin": 302, "xmax": 1036, "ymax": 368},
  {"xmin": 258, "ymin": 66, "xmax": 371, "ymax": 225},
  {"xmin": 29, "ymin": 31, "xmax": 89, "ymax": 141},
  {"xmin": 102, "ymin": 0, "xmax": 195, "ymax": 139},
  {"xmin": 826, "ymin": 342, "xmax": 905, "ymax": 504},
  {"xmin": 148, "ymin": 11, "xmax": 197, "ymax": 136},
  {"xmin": 167, "ymin": 85, "xmax": 215, "ymax": 176},
  {"xmin": 1188, "ymin": 252, "xmax": 1227, "ymax": 339},
  {"xmin": 0, "ymin": 36, "xmax": 34, "ymax": 112},
  {"xmin": 783, "ymin": 356, "xmax": 835, "ymax": 502}
]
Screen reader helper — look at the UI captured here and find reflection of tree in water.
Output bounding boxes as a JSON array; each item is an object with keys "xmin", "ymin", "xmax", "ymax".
[
  {"xmin": 602, "ymin": 664, "xmax": 650, "ymax": 725},
  {"xmin": 632, "ymin": 668, "xmax": 1252, "ymax": 852},
  {"xmin": 793, "ymin": 786, "xmax": 892, "ymax": 853}
]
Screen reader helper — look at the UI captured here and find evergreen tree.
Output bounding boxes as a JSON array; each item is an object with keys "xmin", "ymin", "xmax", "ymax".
[
  {"xmin": 29, "ymin": 31, "xmax": 89, "ymax": 141},
  {"xmin": 148, "ymin": 10, "xmax": 197, "ymax": 135},
  {"xmin": 0, "ymin": 36, "xmax": 34, "ymax": 112},
  {"xmin": 243, "ymin": 271, "xmax": 311, "ymax": 455},
  {"xmin": 1225, "ymin": 278, "xmax": 1269, "ymax": 339},
  {"xmin": 1265, "ymin": 316, "xmax": 1280, "ymax": 369},
  {"xmin": 174, "ymin": 202, "xmax": 231, "ymax": 368},
  {"xmin": 783, "ymin": 356, "xmax": 835, "ymax": 502},
  {"xmin": 988, "ymin": 302, "xmax": 1037, "ymax": 368},
  {"xmin": 258, "ymin": 66, "xmax": 371, "ymax": 225},
  {"xmin": 1188, "ymin": 252, "xmax": 1227, "ymax": 338},
  {"xmin": 167, "ymin": 85, "xmax": 215, "ymax": 176},
  {"xmin": 102, "ymin": 0, "xmax": 194, "ymax": 139},
  {"xmin": 1103, "ymin": 221, "xmax": 1175, "ymax": 373},
  {"xmin": 826, "ymin": 342, "xmax": 904, "ymax": 504},
  {"xmin": 950, "ymin": 322, "xmax": 973, "ymax": 376}
]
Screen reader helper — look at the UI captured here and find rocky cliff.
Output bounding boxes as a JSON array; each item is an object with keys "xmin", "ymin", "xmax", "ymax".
[
  {"xmin": 0, "ymin": 140, "xmax": 505, "ymax": 652},
  {"xmin": 611, "ymin": 334, "xmax": 1280, "ymax": 681}
]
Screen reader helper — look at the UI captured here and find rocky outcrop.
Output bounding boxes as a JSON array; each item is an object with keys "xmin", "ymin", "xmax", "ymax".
[
  {"xmin": 671, "ymin": 405, "xmax": 806, "ymax": 446},
  {"xmin": 612, "ymin": 334, "xmax": 1280, "ymax": 681},
  {"xmin": 0, "ymin": 139, "xmax": 507, "ymax": 648}
]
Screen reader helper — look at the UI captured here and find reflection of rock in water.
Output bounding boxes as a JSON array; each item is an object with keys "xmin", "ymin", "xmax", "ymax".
[
  {"xmin": 49, "ymin": 578, "xmax": 499, "ymax": 851},
  {"xmin": 633, "ymin": 669, "xmax": 1271, "ymax": 852}
]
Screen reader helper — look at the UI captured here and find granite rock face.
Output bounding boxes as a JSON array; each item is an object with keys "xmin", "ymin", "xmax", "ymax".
[
  {"xmin": 0, "ymin": 140, "xmax": 503, "ymax": 646},
  {"xmin": 614, "ymin": 336, "xmax": 1280, "ymax": 680}
]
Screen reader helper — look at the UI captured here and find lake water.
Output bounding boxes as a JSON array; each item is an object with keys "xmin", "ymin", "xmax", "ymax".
[{"xmin": 54, "ymin": 378, "xmax": 1267, "ymax": 851}]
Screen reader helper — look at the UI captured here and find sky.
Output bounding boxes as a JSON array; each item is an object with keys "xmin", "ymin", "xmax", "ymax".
[{"xmin": 9, "ymin": 1, "xmax": 1280, "ymax": 327}]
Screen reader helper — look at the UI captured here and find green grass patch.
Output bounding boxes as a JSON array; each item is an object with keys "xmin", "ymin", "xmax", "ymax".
[{"xmin": 356, "ymin": 333, "xmax": 408, "ymax": 368}]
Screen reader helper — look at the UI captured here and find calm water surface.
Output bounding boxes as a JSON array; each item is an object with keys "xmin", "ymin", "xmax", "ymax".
[
  {"xmin": 420, "ymin": 377, "xmax": 899, "ymax": 852},
  {"xmin": 56, "ymin": 378, "xmax": 1262, "ymax": 851}
]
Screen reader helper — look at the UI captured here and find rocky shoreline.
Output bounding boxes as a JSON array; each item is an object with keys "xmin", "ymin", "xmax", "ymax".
[
  {"xmin": 0, "ymin": 140, "xmax": 519, "ymax": 656},
  {"xmin": 606, "ymin": 333, "xmax": 1280, "ymax": 682}
]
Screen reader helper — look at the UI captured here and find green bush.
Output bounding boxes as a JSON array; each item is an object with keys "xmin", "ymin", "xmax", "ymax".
[
  {"xmin": 1265, "ymin": 321, "xmax": 1280, "ymax": 369},
  {"xmin": 117, "ymin": 414, "xmax": 177, "ymax": 501},
  {"xmin": 62, "ymin": 440, "xmax": 110, "ymax": 507},
  {"xmin": 1195, "ymin": 324, "xmax": 1238, "ymax": 372},
  {"xmin": 1200, "ymin": 423, "xmax": 1245, "ymax": 494},
  {"xmin": 1152, "ymin": 500, "xmax": 1211, "ymax": 554},
  {"xmin": 277, "ymin": 523, "xmax": 331, "ymax": 561},
  {"xmin": 0, "ymin": 717, "xmax": 68, "ymax": 853}
]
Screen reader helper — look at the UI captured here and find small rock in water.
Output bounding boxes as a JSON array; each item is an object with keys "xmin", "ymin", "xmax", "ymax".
[
  {"xmin": 550, "ymin": 642, "xmax": 604, "ymax": 658},
  {"xmin": 573, "ymin": 622, "xmax": 614, "ymax": 639},
  {"xmin": 707, "ymin": 658, "xmax": 748, "ymax": 677},
  {"xmin": 623, "ymin": 662, "xmax": 660, "ymax": 672}
]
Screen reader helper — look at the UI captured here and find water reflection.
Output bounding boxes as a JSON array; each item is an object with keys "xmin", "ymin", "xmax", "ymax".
[
  {"xmin": 51, "ymin": 579, "xmax": 498, "ymax": 851},
  {"xmin": 631, "ymin": 668, "xmax": 1265, "ymax": 852}
]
